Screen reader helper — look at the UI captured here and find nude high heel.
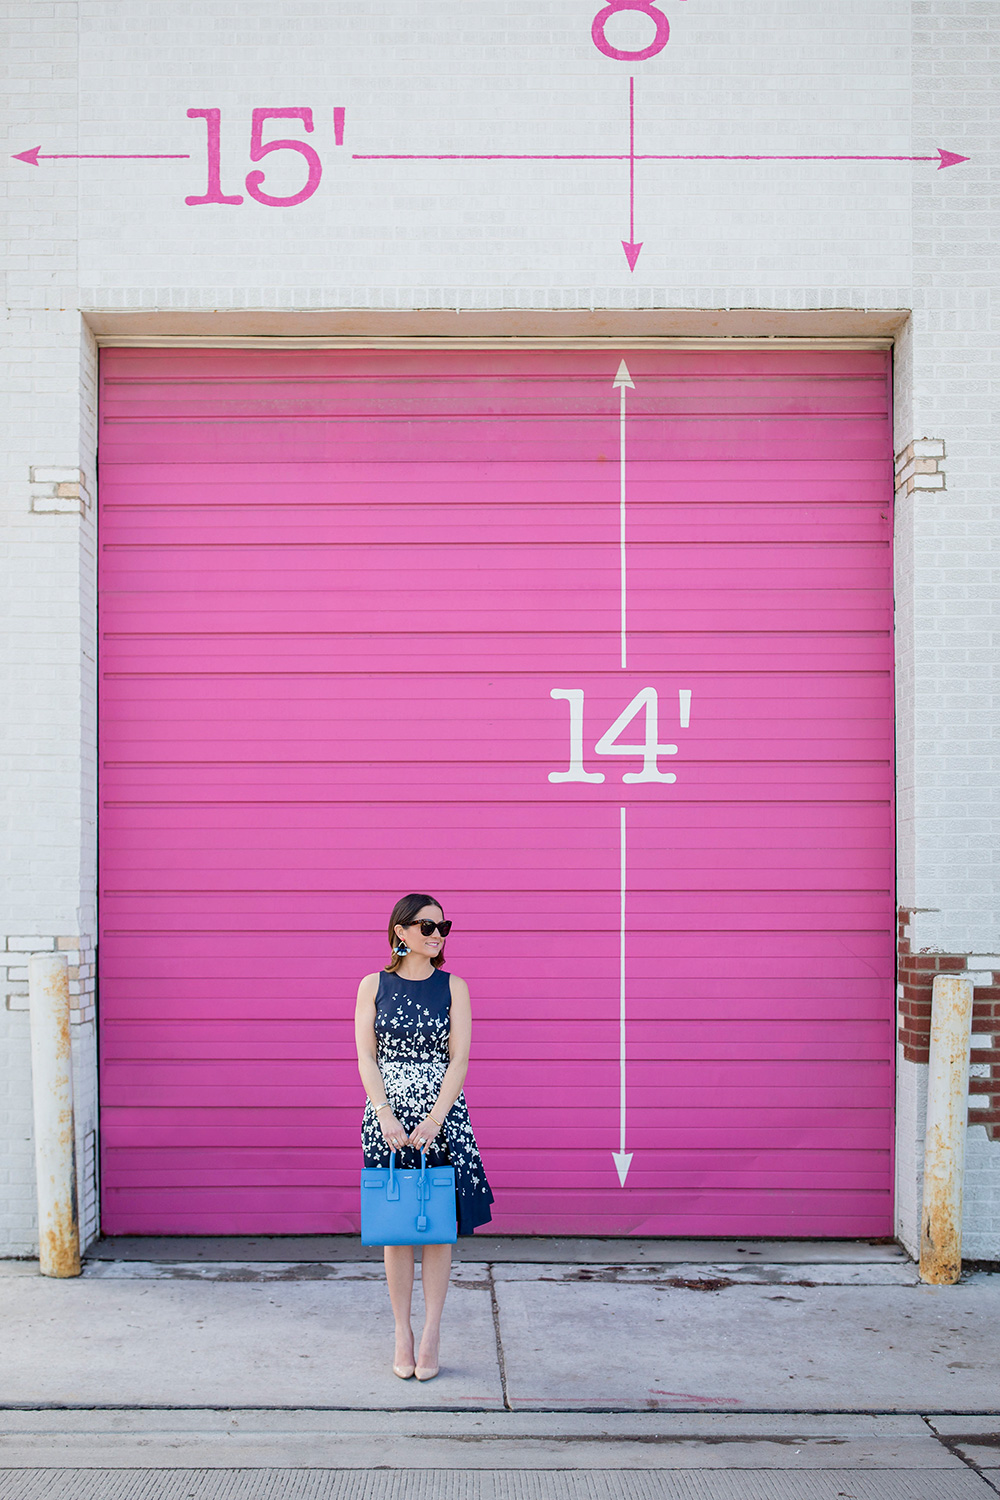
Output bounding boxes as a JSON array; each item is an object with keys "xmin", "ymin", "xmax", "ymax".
[
  {"xmin": 414, "ymin": 1337, "xmax": 439, "ymax": 1381},
  {"xmin": 393, "ymin": 1332, "xmax": 415, "ymax": 1379}
]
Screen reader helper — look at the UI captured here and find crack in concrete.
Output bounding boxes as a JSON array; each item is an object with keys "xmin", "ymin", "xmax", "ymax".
[
  {"xmin": 486, "ymin": 1263, "xmax": 511, "ymax": 1413},
  {"xmin": 923, "ymin": 1417, "xmax": 1000, "ymax": 1496},
  {"xmin": 399, "ymin": 1432, "xmax": 852, "ymax": 1446}
]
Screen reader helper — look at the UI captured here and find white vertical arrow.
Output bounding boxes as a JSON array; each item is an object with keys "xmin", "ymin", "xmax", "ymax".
[
  {"xmin": 612, "ymin": 804, "xmax": 633, "ymax": 1186},
  {"xmin": 613, "ymin": 359, "xmax": 634, "ymax": 671},
  {"xmin": 612, "ymin": 362, "xmax": 634, "ymax": 1187}
]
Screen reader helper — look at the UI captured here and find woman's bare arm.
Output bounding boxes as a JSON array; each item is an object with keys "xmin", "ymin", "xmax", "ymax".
[{"xmin": 354, "ymin": 972, "xmax": 408, "ymax": 1150}]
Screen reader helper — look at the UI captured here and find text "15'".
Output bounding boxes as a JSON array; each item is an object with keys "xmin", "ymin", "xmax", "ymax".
[{"xmin": 185, "ymin": 107, "xmax": 345, "ymax": 207}]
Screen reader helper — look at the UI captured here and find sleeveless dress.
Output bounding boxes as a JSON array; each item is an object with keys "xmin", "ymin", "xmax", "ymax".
[{"xmin": 361, "ymin": 967, "xmax": 494, "ymax": 1236}]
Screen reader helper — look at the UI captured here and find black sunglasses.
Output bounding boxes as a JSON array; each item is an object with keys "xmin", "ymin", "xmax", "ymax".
[{"xmin": 407, "ymin": 919, "xmax": 452, "ymax": 937}]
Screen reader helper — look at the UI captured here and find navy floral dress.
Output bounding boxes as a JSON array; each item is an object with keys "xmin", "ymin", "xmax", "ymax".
[{"xmin": 361, "ymin": 967, "xmax": 494, "ymax": 1235}]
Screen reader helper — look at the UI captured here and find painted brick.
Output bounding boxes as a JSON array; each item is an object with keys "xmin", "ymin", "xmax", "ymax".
[{"xmin": 29, "ymin": 468, "xmax": 83, "ymax": 484}]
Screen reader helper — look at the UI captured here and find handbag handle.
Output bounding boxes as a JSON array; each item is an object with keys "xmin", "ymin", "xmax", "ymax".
[
  {"xmin": 416, "ymin": 1150, "xmax": 429, "ymax": 1232},
  {"xmin": 387, "ymin": 1150, "xmax": 431, "ymax": 1230},
  {"xmin": 389, "ymin": 1147, "xmax": 428, "ymax": 1168}
]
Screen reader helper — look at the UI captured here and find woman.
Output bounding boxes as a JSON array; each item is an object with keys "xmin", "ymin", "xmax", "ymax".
[{"xmin": 355, "ymin": 893, "xmax": 493, "ymax": 1381}]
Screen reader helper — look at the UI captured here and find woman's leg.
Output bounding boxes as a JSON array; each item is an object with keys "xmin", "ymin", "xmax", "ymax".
[
  {"xmin": 416, "ymin": 1243, "xmax": 452, "ymax": 1371},
  {"xmin": 383, "ymin": 1245, "xmax": 416, "ymax": 1371}
]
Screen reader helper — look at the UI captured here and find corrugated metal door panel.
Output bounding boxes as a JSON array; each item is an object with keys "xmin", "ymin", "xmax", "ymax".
[{"xmin": 98, "ymin": 347, "xmax": 894, "ymax": 1236}]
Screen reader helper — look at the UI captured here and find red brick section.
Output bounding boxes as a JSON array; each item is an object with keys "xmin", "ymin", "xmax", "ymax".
[
  {"xmin": 897, "ymin": 906, "xmax": 1000, "ymax": 1141},
  {"xmin": 897, "ymin": 908, "xmax": 966, "ymax": 1061},
  {"xmin": 968, "ymin": 976, "xmax": 1000, "ymax": 1140}
]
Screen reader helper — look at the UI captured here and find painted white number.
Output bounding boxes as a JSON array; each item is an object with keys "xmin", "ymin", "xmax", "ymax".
[
  {"xmin": 594, "ymin": 686, "xmax": 677, "ymax": 783},
  {"xmin": 548, "ymin": 689, "xmax": 606, "ymax": 783},
  {"xmin": 548, "ymin": 686, "xmax": 682, "ymax": 784}
]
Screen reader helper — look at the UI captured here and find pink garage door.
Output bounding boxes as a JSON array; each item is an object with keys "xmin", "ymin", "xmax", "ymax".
[{"xmin": 98, "ymin": 347, "xmax": 895, "ymax": 1237}]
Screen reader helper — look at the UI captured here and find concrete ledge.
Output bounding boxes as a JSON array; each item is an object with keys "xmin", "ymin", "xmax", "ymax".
[
  {"xmin": 84, "ymin": 1236, "xmax": 910, "ymax": 1265},
  {"xmin": 77, "ymin": 1260, "xmax": 920, "ymax": 1286},
  {"xmin": 84, "ymin": 307, "xmax": 908, "ymax": 344}
]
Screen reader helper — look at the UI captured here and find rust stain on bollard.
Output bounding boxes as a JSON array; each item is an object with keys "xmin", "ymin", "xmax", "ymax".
[
  {"xmin": 40, "ymin": 1201, "xmax": 81, "ymax": 1278},
  {"xmin": 919, "ymin": 972, "xmax": 974, "ymax": 1285},
  {"xmin": 28, "ymin": 953, "xmax": 82, "ymax": 1277}
]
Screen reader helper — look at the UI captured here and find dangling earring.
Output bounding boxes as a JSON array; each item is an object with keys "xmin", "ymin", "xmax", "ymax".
[{"xmin": 393, "ymin": 942, "xmax": 409, "ymax": 957}]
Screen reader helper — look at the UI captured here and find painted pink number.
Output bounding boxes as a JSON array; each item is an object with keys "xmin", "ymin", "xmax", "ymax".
[
  {"xmin": 185, "ymin": 108, "xmax": 244, "ymax": 205},
  {"xmin": 592, "ymin": 0, "xmax": 672, "ymax": 61},
  {"xmin": 245, "ymin": 108, "xmax": 322, "ymax": 207}
]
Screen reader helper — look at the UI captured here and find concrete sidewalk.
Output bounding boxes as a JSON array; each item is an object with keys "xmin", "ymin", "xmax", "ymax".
[{"xmin": 1, "ymin": 1244, "xmax": 998, "ymax": 1497}]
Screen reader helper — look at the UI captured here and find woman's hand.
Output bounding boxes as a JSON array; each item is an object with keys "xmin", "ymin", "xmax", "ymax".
[
  {"xmin": 407, "ymin": 1115, "xmax": 442, "ymax": 1151},
  {"xmin": 379, "ymin": 1110, "xmax": 409, "ymax": 1152}
]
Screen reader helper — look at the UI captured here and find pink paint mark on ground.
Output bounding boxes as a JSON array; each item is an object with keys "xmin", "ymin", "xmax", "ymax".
[
  {"xmin": 509, "ymin": 1397, "xmax": 677, "ymax": 1408},
  {"xmin": 510, "ymin": 1394, "xmax": 741, "ymax": 1407},
  {"xmin": 649, "ymin": 1391, "xmax": 742, "ymax": 1405},
  {"xmin": 334, "ymin": 108, "xmax": 345, "ymax": 146}
]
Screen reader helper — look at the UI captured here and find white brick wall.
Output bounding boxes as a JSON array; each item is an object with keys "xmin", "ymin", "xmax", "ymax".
[
  {"xmin": 0, "ymin": 306, "xmax": 100, "ymax": 1253},
  {"xmin": 29, "ymin": 0, "xmax": 910, "ymax": 312},
  {"xmin": 2, "ymin": 0, "xmax": 999, "ymax": 1256},
  {"xmin": 892, "ymin": 0, "xmax": 1000, "ymax": 1252},
  {"xmin": 904, "ymin": 0, "xmax": 1000, "ymax": 959},
  {"xmin": 0, "ymin": 936, "xmax": 99, "ymax": 1256},
  {"xmin": 895, "ymin": 1049, "xmax": 925, "ymax": 1259},
  {"xmin": 897, "ymin": 1052, "xmax": 1000, "ymax": 1265},
  {"xmin": 1, "ymin": 2, "xmax": 100, "ymax": 1254}
]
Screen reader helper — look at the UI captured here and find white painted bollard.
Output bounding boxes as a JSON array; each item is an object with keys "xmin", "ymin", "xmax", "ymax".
[
  {"xmin": 919, "ymin": 972, "xmax": 974, "ymax": 1285},
  {"xmin": 28, "ymin": 953, "xmax": 81, "ymax": 1277}
]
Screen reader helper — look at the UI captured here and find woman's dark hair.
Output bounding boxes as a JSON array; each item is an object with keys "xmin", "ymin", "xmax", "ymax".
[{"xmin": 385, "ymin": 892, "xmax": 446, "ymax": 973}]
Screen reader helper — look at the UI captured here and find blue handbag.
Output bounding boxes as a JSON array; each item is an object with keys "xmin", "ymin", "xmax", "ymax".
[{"xmin": 360, "ymin": 1150, "xmax": 457, "ymax": 1246}]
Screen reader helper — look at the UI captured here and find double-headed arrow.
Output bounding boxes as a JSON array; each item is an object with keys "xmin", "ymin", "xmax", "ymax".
[
  {"xmin": 15, "ymin": 112, "xmax": 970, "ymax": 276},
  {"xmin": 613, "ymin": 362, "xmax": 634, "ymax": 1188}
]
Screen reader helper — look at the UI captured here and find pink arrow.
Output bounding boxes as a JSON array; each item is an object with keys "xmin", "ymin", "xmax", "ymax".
[
  {"xmin": 355, "ymin": 146, "xmax": 970, "ymax": 167},
  {"xmin": 622, "ymin": 240, "xmax": 642, "ymax": 271},
  {"xmin": 622, "ymin": 78, "xmax": 642, "ymax": 272},
  {"xmin": 13, "ymin": 146, "xmax": 190, "ymax": 166},
  {"xmin": 624, "ymin": 145, "xmax": 971, "ymax": 168}
]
